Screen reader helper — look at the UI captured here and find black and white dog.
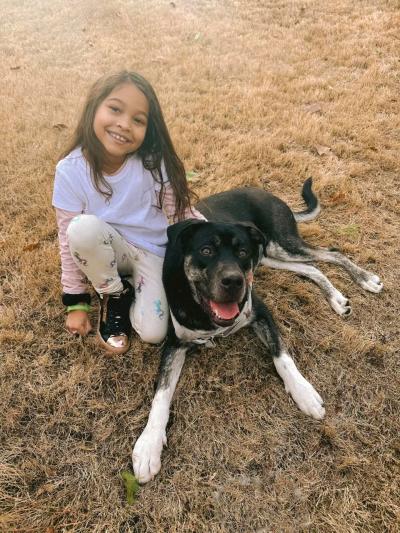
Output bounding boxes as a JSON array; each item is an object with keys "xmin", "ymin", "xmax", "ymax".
[{"xmin": 132, "ymin": 179, "xmax": 382, "ymax": 483}]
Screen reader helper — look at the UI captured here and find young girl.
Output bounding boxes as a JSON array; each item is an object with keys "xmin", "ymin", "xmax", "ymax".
[{"xmin": 53, "ymin": 71, "xmax": 205, "ymax": 355}]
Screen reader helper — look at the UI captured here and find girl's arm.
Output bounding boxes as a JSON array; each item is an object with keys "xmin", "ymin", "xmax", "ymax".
[
  {"xmin": 56, "ymin": 208, "xmax": 92, "ymax": 336},
  {"xmin": 55, "ymin": 208, "xmax": 88, "ymax": 294},
  {"xmin": 162, "ymin": 183, "xmax": 207, "ymax": 223}
]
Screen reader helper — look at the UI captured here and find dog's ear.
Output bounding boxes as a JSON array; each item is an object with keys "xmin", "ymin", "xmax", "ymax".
[
  {"xmin": 237, "ymin": 222, "xmax": 267, "ymax": 263},
  {"xmin": 238, "ymin": 222, "xmax": 266, "ymax": 249},
  {"xmin": 167, "ymin": 219, "xmax": 207, "ymax": 249}
]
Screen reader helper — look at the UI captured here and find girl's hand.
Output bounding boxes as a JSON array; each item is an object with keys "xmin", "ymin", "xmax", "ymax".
[{"xmin": 65, "ymin": 310, "xmax": 92, "ymax": 336}]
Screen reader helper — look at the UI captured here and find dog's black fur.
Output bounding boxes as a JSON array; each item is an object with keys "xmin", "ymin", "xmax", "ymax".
[{"xmin": 132, "ymin": 179, "xmax": 382, "ymax": 483}]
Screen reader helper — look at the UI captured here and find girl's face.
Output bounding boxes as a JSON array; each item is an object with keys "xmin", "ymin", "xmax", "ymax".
[{"xmin": 93, "ymin": 82, "xmax": 149, "ymax": 172}]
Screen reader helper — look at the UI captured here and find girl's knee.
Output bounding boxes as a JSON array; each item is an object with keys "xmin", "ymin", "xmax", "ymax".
[
  {"xmin": 67, "ymin": 214, "xmax": 103, "ymax": 248},
  {"xmin": 131, "ymin": 309, "xmax": 168, "ymax": 344},
  {"xmin": 139, "ymin": 329, "xmax": 167, "ymax": 345},
  {"xmin": 136, "ymin": 318, "xmax": 168, "ymax": 344}
]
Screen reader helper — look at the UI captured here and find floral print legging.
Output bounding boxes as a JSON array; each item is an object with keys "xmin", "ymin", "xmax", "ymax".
[{"xmin": 67, "ymin": 214, "xmax": 168, "ymax": 344}]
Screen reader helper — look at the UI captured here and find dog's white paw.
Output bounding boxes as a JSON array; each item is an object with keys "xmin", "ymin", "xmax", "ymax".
[
  {"xmin": 285, "ymin": 376, "xmax": 325, "ymax": 420},
  {"xmin": 274, "ymin": 353, "xmax": 325, "ymax": 420},
  {"xmin": 359, "ymin": 273, "xmax": 383, "ymax": 293},
  {"xmin": 132, "ymin": 427, "xmax": 166, "ymax": 484},
  {"xmin": 329, "ymin": 289, "xmax": 352, "ymax": 316}
]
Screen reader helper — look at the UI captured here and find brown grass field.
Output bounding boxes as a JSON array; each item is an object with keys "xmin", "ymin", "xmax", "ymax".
[{"xmin": 1, "ymin": 0, "xmax": 399, "ymax": 531}]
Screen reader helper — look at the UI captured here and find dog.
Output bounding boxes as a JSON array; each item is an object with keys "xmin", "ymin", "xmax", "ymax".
[{"xmin": 132, "ymin": 178, "xmax": 383, "ymax": 483}]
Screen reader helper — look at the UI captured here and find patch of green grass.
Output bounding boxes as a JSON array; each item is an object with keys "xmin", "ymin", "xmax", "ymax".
[{"xmin": 121, "ymin": 470, "xmax": 140, "ymax": 505}]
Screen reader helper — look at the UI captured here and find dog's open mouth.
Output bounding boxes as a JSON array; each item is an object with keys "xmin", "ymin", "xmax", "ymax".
[
  {"xmin": 207, "ymin": 300, "xmax": 240, "ymax": 326},
  {"xmin": 196, "ymin": 280, "xmax": 251, "ymax": 327}
]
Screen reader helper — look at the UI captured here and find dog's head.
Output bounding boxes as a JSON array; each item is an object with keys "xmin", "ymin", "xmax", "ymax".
[{"xmin": 166, "ymin": 220, "xmax": 266, "ymax": 327}]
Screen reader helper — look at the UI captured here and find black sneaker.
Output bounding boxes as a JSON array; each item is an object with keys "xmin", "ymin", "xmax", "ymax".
[{"xmin": 97, "ymin": 279, "xmax": 134, "ymax": 354}]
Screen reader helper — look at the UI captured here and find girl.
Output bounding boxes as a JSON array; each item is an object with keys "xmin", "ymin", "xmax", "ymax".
[{"xmin": 53, "ymin": 71, "xmax": 205, "ymax": 355}]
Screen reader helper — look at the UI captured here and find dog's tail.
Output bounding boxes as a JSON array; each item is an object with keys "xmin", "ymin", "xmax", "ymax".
[{"xmin": 293, "ymin": 177, "xmax": 321, "ymax": 223}]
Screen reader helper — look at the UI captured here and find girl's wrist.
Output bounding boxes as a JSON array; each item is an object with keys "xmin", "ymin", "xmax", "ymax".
[
  {"xmin": 62, "ymin": 292, "xmax": 91, "ymax": 306},
  {"xmin": 66, "ymin": 303, "xmax": 92, "ymax": 313}
]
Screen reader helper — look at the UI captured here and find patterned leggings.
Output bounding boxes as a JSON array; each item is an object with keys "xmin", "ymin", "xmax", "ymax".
[{"xmin": 67, "ymin": 214, "xmax": 168, "ymax": 344}]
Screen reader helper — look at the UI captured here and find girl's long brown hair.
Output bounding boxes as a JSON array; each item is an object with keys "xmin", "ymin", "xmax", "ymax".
[{"xmin": 60, "ymin": 71, "xmax": 194, "ymax": 220}]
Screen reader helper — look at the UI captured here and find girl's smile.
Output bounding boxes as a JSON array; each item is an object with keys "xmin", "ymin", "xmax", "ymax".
[
  {"xmin": 93, "ymin": 83, "xmax": 149, "ymax": 172},
  {"xmin": 107, "ymin": 130, "xmax": 130, "ymax": 144}
]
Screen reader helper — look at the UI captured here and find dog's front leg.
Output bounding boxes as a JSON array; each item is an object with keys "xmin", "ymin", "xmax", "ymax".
[
  {"xmin": 132, "ymin": 342, "xmax": 187, "ymax": 484},
  {"xmin": 273, "ymin": 351, "xmax": 325, "ymax": 420},
  {"xmin": 251, "ymin": 296, "xmax": 325, "ymax": 420}
]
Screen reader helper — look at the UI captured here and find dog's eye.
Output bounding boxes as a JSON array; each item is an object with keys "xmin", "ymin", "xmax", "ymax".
[
  {"xmin": 200, "ymin": 246, "xmax": 213, "ymax": 256},
  {"xmin": 238, "ymin": 249, "xmax": 248, "ymax": 258}
]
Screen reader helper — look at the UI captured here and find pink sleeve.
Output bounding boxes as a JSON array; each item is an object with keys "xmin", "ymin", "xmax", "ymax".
[
  {"xmin": 55, "ymin": 208, "xmax": 88, "ymax": 293},
  {"xmin": 162, "ymin": 183, "xmax": 207, "ymax": 223}
]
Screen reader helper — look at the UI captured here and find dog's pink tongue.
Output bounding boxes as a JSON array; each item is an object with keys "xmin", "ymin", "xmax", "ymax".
[{"xmin": 210, "ymin": 301, "xmax": 240, "ymax": 320}]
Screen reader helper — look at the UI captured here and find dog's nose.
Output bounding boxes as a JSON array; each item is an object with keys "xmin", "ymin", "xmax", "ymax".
[{"xmin": 221, "ymin": 275, "xmax": 244, "ymax": 290}]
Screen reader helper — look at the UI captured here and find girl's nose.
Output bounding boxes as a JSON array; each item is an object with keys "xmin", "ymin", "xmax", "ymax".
[{"xmin": 117, "ymin": 117, "xmax": 130, "ymax": 130}]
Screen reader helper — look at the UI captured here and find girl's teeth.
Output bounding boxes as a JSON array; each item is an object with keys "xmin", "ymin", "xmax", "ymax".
[{"xmin": 110, "ymin": 132, "xmax": 127, "ymax": 142}]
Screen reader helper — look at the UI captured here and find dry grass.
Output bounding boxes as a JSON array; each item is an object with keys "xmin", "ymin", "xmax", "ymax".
[{"xmin": 1, "ymin": 0, "xmax": 399, "ymax": 531}]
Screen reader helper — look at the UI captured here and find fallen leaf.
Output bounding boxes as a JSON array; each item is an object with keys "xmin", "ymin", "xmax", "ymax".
[
  {"xmin": 314, "ymin": 144, "xmax": 331, "ymax": 156},
  {"xmin": 326, "ymin": 192, "xmax": 346, "ymax": 205},
  {"xmin": 23, "ymin": 242, "xmax": 40, "ymax": 251},
  {"xmin": 10, "ymin": 65, "xmax": 21, "ymax": 70},
  {"xmin": 336, "ymin": 455, "xmax": 364, "ymax": 471},
  {"xmin": 186, "ymin": 170, "xmax": 201, "ymax": 182},
  {"xmin": 36, "ymin": 482, "xmax": 58, "ymax": 496},
  {"xmin": 52, "ymin": 123, "xmax": 68, "ymax": 131},
  {"xmin": 304, "ymin": 103, "xmax": 322, "ymax": 114}
]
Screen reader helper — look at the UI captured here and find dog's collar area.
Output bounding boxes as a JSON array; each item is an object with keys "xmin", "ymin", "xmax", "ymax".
[{"xmin": 170, "ymin": 290, "xmax": 253, "ymax": 345}]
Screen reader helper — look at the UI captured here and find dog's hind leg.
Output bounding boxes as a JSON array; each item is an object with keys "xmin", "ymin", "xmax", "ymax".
[
  {"xmin": 295, "ymin": 245, "xmax": 383, "ymax": 293},
  {"xmin": 265, "ymin": 239, "xmax": 382, "ymax": 293},
  {"xmin": 261, "ymin": 256, "xmax": 352, "ymax": 316},
  {"xmin": 251, "ymin": 296, "xmax": 325, "ymax": 420},
  {"xmin": 132, "ymin": 340, "xmax": 187, "ymax": 484}
]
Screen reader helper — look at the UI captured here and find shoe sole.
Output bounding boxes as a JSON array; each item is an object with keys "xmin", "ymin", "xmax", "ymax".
[{"xmin": 96, "ymin": 332, "xmax": 131, "ymax": 355}]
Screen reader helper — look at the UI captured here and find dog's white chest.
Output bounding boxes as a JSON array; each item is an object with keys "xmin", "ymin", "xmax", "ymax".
[{"xmin": 170, "ymin": 295, "xmax": 253, "ymax": 345}]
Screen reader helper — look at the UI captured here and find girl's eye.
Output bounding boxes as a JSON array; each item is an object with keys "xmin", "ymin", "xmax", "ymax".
[
  {"xmin": 109, "ymin": 106, "xmax": 120, "ymax": 113},
  {"xmin": 238, "ymin": 249, "xmax": 248, "ymax": 258},
  {"xmin": 133, "ymin": 117, "xmax": 146, "ymax": 126},
  {"xmin": 200, "ymin": 246, "xmax": 213, "ymax": 256}
]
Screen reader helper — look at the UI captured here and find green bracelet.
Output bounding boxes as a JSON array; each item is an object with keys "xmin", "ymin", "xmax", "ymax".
[{"xmin": 66, "ymin": 303, "xmax": 92, "ymax": 313}]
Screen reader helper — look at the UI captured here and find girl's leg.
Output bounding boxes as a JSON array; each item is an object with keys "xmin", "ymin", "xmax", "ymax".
[
  {"xmin": 67, "ymin": 214, "xmax": 135, "ymax": 354},
  {"xmin": 66, "ymin": 214, "xmax": 133, "ymax": 292},
  {"xmin": 67, "ymin": 214, "xmax": 168, "ymax": 346},
  {"xmin": 127, "ymin": 246, "xmax": 169, "ymax": 345}
]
